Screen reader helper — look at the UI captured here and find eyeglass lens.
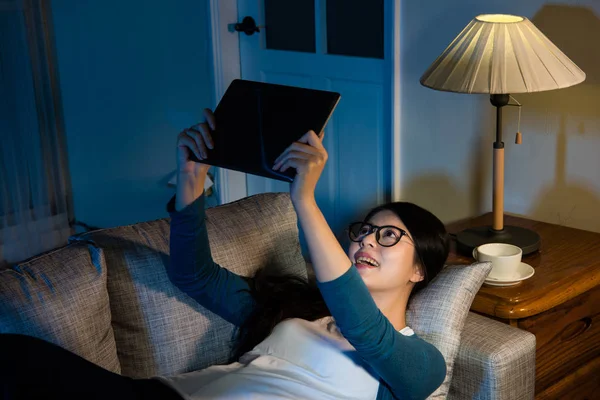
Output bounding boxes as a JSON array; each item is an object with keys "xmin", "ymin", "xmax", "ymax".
[{"xmin": 349, "ymin": 223, "xmax": 404, "ymax": 246}]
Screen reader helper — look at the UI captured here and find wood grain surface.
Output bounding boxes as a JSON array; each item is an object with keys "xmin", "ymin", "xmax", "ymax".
[
  {"xmin": 446, "ymin": 213, "xmax": 600, "ymax": 398},
  {"xmin": 446, "ymin": 213, "xmax": 600, "ymax": 320}
]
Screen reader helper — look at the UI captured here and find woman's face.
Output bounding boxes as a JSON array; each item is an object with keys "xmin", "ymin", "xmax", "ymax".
[{"xmin": 347, "ymin": 210, "xmax": 423, "ymax": 293}]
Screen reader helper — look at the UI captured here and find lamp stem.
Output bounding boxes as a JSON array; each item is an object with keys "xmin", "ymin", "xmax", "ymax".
[
  {"xmin": 495, "ymin": 101, "xmax": 504, "ymax": 144},
  {"xmin": 493, "ymin": 144, "xmax": 505, "ymax": 231},
  {"xmin": 490, "ymin": 94, "xmax": 510, "ymax": 231}
]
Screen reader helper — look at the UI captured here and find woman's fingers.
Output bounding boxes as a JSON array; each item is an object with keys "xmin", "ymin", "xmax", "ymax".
[
  {"xmin": 275, "ymin": 148, "xmax": 328, "ymax": 173},
  {"xmin": 298, "ymin": 130, "xmax": 325, "ymax": 149},
  {"xmin": 279, "ymin": 157, "xmax": 307, "ymax": 174},
  {"xmin": 274, "ymin": 143, "xmax": 318, "ymax": 166},
  {"xmin": 273, "ymin": 131, "xmax": 329, "ymax": 173},
  {"xmin": 274, "ymin": 130, "xmax": 326, "ymax": 170},
  {"xmin": 273, "ymin": 150, "xmax": 311, "ymax": 170},
  {"xmin": 203, "ymin": 108, "xmax": 216, "ymax": 130},
  {"xmin": 177, "ymin": 131, "xmax": 202, "ymax": 160},
  {"xmin": 176, "ymin": 108, "xmax": 216, "ymax": 171},
  {"xmin": 191, "ymin": 122, "xmax": 214, "ymax": 150},
  {"xmin": 185, "ymin": 128, "xmax": 208, "ymax": 158},
  {"xmin": 285, "ymin": 131, "xmax": 328, "ymax": 203}
]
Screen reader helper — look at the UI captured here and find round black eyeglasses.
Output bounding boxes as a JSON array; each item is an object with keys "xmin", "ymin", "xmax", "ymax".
[{"xmin": 347, "ymin": 222, "xmax": 410, "ymax": 247}]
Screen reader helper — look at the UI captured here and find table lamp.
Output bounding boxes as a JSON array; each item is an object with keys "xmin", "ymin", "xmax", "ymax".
[{"xmin": 420, "ymin": 14, "xmax": 585, "ymax": 255}]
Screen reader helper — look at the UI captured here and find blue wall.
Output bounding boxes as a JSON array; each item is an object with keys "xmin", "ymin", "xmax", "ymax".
[{"xmin": 51, "ymin": 1, "xmax": 214, "ymax": 229}]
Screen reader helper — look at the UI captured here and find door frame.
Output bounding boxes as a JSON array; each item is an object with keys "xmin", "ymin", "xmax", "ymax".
[
  {"xmin": 208, "ymin": 0, "xmax": 402, "ymax": 204},
  {"xmin": 208, "ymin": 0, "xmax": 247, "ymax": 205}
]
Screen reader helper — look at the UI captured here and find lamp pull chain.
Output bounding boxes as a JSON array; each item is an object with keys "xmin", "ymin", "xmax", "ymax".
[{"xmin": 509, "ymin": 95, "xmax": 523, "ymax": 144}]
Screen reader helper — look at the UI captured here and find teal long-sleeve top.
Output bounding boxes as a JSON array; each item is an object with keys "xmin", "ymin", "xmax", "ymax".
[{"xmin": 166, "ymin": 194, "xmax": 446, "ymax": 400}]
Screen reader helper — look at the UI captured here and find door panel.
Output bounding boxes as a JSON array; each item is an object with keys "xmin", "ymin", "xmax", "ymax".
[
  {"xmin": 326, "ymin": 0, "xmax": 384, "ymax": 58},
  {"xmin": 328, "ymin": 79, "xmax": 385, "ymax": 236},
  {"xmin": 264, "ymin": 0, "xmax": 316, "ymax": 53},
  {"xmin": 238, "ymin": 0, "xmax": 389, "ymax": 249}
]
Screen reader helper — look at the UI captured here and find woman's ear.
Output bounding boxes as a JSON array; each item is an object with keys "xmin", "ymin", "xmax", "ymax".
[{"xmin": 409, "ymin": 265, "xmax": 425, "ymax": 283}]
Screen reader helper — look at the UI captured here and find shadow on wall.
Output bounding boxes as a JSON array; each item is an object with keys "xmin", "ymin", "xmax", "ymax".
[
  {"xmin": 520, "ymin": 5, "xmax": 600, "ymax": 233},
  {"xmin": 402, "ymin": 132, "xmax": 489, "ymax": 224},
  {"xmin": 400, "ymin": 103, "xmax": 494, "ymax": 224},
  {"xmin": 402, "ymin": 174, "xmax": 469, "ymax": 224},
  {"xmin": 472, "ymin": 94, "xmax": 497, "ymax": 219}
]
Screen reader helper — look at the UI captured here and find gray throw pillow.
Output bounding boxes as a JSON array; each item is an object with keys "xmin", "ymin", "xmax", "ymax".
[
  {"xmin": 70, "ymin": 192, "xmax": 307, "ymax": 378},
  {"xmin": 406, "ymin": 261, "xmax": 492, "ymax": 399},
  {"xmin": 0, "ymin": 242, "xmax": 120, "ymax": 373}
]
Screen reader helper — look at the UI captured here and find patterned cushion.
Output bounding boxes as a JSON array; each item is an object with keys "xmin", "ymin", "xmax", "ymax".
[
  {"xmin": 0, "ymin": 242, "xmax": 120, "ymax": 373},
  {"xmin": 70, "ymin": 192, "xmax": 306, "ymax": 378},
  {"xmin": 406, "ymin": 261, "xmax": 492, "ymax": 399}
]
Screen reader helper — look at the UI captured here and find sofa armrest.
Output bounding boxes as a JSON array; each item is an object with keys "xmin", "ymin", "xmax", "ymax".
[{"xmin": 448, "ymin": 312, "xmax": 536, "ymax": 400}]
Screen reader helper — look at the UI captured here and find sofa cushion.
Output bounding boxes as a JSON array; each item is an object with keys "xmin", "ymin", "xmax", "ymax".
[
  {"xmin": 0, "ymin": 242, "xmax": 120, "ymax": 373},
  {"xmin": 70, "ymin": 192, "xmax": 306, "ymax": 378},
  {"xmin": 406, "ymin": 261, "xmax": 492, "ymax": 399}
]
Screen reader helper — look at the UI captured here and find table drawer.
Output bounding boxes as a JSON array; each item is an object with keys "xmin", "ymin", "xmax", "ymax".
[
  {"xmin": 536, "ymin": 356, "xmax": 600, "ymax": 400},
  {"xmin": 518, "ymin": 285, "xmax": 600, "ymax": 394}
]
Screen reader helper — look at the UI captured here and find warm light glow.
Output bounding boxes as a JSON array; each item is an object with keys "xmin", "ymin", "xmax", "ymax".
[
  {"xmin": 476, "ymin": 14, "xmax": 524, "ymax": 23},
  {"xmin": 420, "ymin": 13, "xmax": 585, "ymax": 93}
]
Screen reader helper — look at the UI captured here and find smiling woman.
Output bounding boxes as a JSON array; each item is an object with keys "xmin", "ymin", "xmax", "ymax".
[
  {"xmin": 157, "ymin": 108, "xmax": 451, "ymax": 399},
  {"xmin": 233, "ymin": 198, "xmax": 450, "ymax": 364},
  {"xmin": 353, "ymin": 202, "xmax": 450, "ymax": 299}
]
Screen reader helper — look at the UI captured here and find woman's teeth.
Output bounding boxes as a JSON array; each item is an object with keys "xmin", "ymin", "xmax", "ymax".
[{"xmin": 356, "ymin": 256, "xmax": 379, "ymax": 267}]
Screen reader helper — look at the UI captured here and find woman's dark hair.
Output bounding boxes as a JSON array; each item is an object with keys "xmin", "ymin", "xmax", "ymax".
[
  {"xmin": 231, "ymin": 267, "xmax": 331, "ymax": 360},
  {"xmin": 231, "ymin": 202, "xmax": 450, "ymax": 361}
]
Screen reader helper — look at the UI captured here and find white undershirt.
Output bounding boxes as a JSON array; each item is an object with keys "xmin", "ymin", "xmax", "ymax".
[{"xmin": 157, "ymin": 317, "xmax": 414, "ymax": 400}]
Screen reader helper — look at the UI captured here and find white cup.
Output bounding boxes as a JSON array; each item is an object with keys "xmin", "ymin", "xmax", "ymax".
[{"xmin": 472, "ymin": 243, "xmax": 522, "ymax": 280}]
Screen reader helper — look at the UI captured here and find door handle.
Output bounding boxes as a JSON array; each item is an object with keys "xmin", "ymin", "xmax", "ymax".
[{"xmin": 235, "ymin": 16, "xmax": 263, "ymax": 36}]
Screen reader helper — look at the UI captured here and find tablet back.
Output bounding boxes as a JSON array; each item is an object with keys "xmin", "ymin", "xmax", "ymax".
[{"xmin": 195, "ymin": 80, "xmax": 340, "ymax": 182}]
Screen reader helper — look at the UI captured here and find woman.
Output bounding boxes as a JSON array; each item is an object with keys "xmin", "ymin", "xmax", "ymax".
[
  {"xmin": 162, "ymin": 108, "xmax": 448, "ymax": 399},
  {"xmin": 0, "ymin": 109, "xmax": 448, "ymax": 400}
]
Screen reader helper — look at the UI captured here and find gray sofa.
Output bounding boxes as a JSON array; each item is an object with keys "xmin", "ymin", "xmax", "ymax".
[{"xmin": 0, "ymin": 192, "xmax": 536, "ymax": 399}]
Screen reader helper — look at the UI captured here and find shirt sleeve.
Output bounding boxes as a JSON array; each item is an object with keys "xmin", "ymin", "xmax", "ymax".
[
  {"xmin": 166, "ymin": 193, "xmax": 256, "ymax": 327},
  {"xmin": 317, "ymin": 265, "xmax": 446, "ymax": 400}
]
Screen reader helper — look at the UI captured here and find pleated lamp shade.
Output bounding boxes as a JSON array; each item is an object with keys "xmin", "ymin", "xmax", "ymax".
[{"xmin": 420, "ymin": 14, "xmax": 586, "ymax": 94}]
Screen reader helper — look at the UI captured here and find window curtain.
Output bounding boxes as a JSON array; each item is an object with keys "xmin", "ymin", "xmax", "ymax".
[{"xmin": 0, "ymin": 0, "xmax": 73, "ymax": 268}]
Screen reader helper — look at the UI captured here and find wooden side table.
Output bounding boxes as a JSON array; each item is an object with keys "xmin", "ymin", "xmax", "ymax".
[{"xmin": 446, "ymin": 213, "xmax": 600, "ymax": 400}]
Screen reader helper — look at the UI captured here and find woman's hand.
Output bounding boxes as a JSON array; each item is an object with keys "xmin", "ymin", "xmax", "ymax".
[
  {"xmin": 175, "ymin": 108, "xmax": 216, "ymax": 211},
  {"xmin": 274, "ymin": 130, "xmax": 351, "ymax": 282},
  {"xmin": 272, "ymin": 130, "xmax": 327, "ymax": 205},
  {"xmin": 177, "ymin": 108, "xmax": 216, "ymax": 177}
]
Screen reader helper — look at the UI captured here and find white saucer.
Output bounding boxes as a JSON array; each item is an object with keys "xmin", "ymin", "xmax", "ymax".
[{"xmin": 483, "ymin": 262, "xmax": 535, "ymax": 287}]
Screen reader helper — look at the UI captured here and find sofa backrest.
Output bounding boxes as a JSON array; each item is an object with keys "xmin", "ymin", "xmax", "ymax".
[{"xmin": 70, "ymin": 192, "xmax": 307, "ymax": 378}]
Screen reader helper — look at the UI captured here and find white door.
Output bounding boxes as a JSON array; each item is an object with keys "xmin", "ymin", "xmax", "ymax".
[{"xmin": 235, "ymin": 0, "xmax": 393, "ymax": 246}]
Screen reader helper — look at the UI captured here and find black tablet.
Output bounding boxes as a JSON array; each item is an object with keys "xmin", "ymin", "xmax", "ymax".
[{"xmin": 192, "ymin": 79, "xmax": 341, "ymax": 182}]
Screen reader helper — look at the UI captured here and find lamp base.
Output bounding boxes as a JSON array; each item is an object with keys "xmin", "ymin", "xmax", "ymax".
[{"xmin": 455, "ymin": 225, "xmax": 541, "ymax": 256}]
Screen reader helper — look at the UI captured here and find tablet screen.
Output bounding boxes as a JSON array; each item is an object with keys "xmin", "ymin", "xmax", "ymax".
[{"xmin": 196, "ymin": 80, "xmax": 340, "ymax": 182}]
